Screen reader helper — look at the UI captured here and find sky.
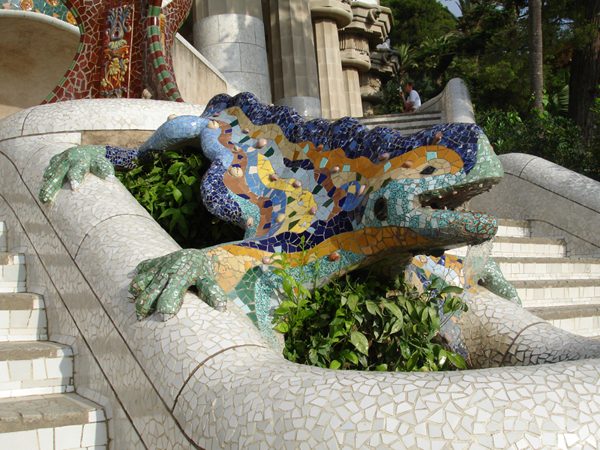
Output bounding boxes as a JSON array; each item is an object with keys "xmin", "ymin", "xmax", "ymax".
[{"xmin": 437, "ymin": 0, "xmax": 463, "ymax": 17}]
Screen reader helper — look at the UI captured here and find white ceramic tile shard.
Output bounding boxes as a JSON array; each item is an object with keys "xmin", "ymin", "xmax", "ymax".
[
  {"xmin": 3, "ymin": 99, "xmax": 600, "ymax": 448},
  {"xmin": 0, "ymin": 222, "xmax": 6, "ymax": 252}
]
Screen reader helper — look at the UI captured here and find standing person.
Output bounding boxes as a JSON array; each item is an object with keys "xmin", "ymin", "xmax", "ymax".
[{"xmin": 400, "ymin": 82, "xmax": 421, "ymax": 113}]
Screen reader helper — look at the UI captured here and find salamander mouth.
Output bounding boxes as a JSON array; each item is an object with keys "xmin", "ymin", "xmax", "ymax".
[
  {"xmin": 409, "ymin": 179, "xmax": 500, "ymax": 255},
  {"xmin": 418, "ymin": 179, "xmax": 497, "ymax": 212}
]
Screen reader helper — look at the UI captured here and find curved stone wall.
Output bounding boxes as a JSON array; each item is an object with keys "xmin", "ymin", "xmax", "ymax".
[
  {"xmin": 0, "ymin": 10, "xmax": 79, "ymax": 120},
  {"xmin": 471, "ymin": 153, "xmax": 600, "ymax": 257},
  {"xmin": 2, "ymin": 100, "xmax": 600, "ymax": 448}
]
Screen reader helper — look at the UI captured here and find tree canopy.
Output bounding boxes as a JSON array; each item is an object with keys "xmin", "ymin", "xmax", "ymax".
[{"xmin": 378, "ymin": 0, "xmax": 600, "ymax": 178}]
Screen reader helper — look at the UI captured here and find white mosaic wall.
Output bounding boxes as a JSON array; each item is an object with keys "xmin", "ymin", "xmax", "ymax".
[
  {"xmin": 471, "ymin": 153, "xmax": 600, "ymax": 257},
  {"xmin": 2, "ymin": 100, "xmax": 600, "ymax": 448}
]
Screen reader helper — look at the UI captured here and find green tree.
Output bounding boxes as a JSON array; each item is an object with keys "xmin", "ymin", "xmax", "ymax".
[
  {"xmin": 381, "ymin": 0, "xmax": 457, "ymax": 46},
  {"xmin": 529, "ymin": 0, "xmax": 544, "ymax": 112},
  {"xmin": 567, "ymin": 0, "xmax": 600, "ymax": 143}
]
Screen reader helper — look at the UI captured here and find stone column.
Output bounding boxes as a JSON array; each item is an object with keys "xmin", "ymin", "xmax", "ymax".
[
  {"xmin": 192, "ymin": 0, "xmax": 271, "ymax": 102},
  {"xmin": 310, "ymin": 0, "xmax": 352, "ymax": 119},
  {"xmin": 269, "ymin": 0, "xmax": 321, "ymax": 118},
  {"xmin": 363, "ymin": 47, "xmax": 399, "ymax": 115},
  {"xmin": 340, "ymin": 2, "xmax": 392, "ymax": 118},
  {"xmin": 339, "ymin": 32, "xmax": 371, "ymax": 117}
]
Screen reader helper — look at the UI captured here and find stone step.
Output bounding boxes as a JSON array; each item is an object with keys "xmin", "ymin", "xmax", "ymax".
[
  {"xmin": 495, "ymin": 219, "xmax": 531, "ymax": 238},
  {"xmin": 0, "ymin": 222, "xmax": 6, "ymax": 252},
  {"xmin": 360, "ymin": 112, "xmax": 443, "ymax": 126},
  {"xmin": 494, "ymin": 257, "xmax": 600, "ymax": 282},
  {"xmin": 0, "ymin": 293, "xmax": 47, "ymax": 342},
  {"xmin": 0, "ymin": 341, "xmax": 73, "ymax": 398},
  {"xmin": 360, "ymin": 114, "xmax": 443, "ymax": 134},
  {"xmin": 0, "ymin": 393, "xmax": 107, "ymax": 449},
  {"xmin": 0, "ymin": 253, "xmax": 26, "ymax": 293},
  {"xmin": 513, "ymin": 279, "xmax": 600, "ymax": 309},
  {"xmin": 451, "ymin": 236, "xmax": 566, "ymax": 259},
  {"xmin": 526, "ymin": 304, "xmax": 600, "ymax": 338}
]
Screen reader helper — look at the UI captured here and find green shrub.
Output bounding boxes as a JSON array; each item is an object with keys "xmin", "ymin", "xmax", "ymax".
[
  {"xmin": 271, "ymin": 244, "xmax": 467, "ymax": 372},
  {"xmin": 116, "ymin": 149, "xmax": 243, "ymax": 249},
  {"xmin": 478, "ymin": 108, "xmax": 600, "ymax": 181}
]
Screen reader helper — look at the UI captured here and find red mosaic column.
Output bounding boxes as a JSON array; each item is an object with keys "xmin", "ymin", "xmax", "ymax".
[{"xmin": 42, "ymin": 0, "xmax": 191, "ymax": 103}]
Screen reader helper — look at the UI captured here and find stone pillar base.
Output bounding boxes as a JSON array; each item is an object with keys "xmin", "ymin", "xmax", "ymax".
[
  {"xmin": 343, "ymin": 67, "xmax": 362, "ymax": 118},
  {"xmin": 193, "ymin": 14, "xmax": 271, "ymax": 102},
  {"xmin": 275, "ymin": 96, "xmax": 322, "ymax": 119}
]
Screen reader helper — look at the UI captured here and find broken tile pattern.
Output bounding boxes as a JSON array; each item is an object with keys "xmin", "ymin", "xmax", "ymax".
[
  {"xmin": 37, "ymin": 92, "xmax": 503, "ymax": 347},
  {"xmin": 33, "ymin": 0, "xmax": 191, "ymax": 104},
  {"xmin": 0, "ymin": 0, "xmax": 73, "ymax": 23},
  {"xmin": 4, "ymin": 98, "xmax": 600, "ymax": 448}
]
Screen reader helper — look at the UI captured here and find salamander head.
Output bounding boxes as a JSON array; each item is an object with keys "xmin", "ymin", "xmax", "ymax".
[{"xmin": 360, "ymin": 126, "xmax": 503, "ymax": 263}]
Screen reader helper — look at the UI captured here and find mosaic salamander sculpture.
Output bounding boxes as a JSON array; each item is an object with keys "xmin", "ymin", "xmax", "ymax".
[{"xmin": 40, "ymin": 93, "xmax": 510, "ymax": 350}]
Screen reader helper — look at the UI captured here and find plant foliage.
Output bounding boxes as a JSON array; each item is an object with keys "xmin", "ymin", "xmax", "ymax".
[
  {"xmin": 116, "ymin": 149, "xmax": 243, "ymax": 249},
  {"xmin": 271, "ymin": 243, "xmax": 467, "ymax": 372}
]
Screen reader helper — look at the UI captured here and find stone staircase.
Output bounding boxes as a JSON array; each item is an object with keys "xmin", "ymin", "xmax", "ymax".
[
  {"xmin": 0, "ymin": 222, "xmax": 108, "ymax": 449},
  {"xmin": 452, "ymin": 219, "xmax": 600, "ymax": 338},
  {"xmin": 360, "ymin": 111, "xmax": 444, "ymax": 135}
]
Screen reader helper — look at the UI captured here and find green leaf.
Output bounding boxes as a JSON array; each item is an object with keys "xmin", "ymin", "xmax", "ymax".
[
  {"xmin": 366, "ymin": 300, "xmax": 380, "ymax": 316},
  {"xmin": 180, "ymin": 184, "xmax": 193, "ymax": 202},
  {"xmin": 297, "ymin": 284, "xmax": 311, "ymax": 299},
  {"xmin": 273, "ymin": 322, "xmax": 290, "ymax": 333},
  {"xmin": 437, "ymin": 349, "xmax": 448, "ymax": 367},
  {"xmin": 448, "ymin": 352, "xmax": 467, "ymax": 369},
  {"xmin": 272, "ymin": 268, "xmax": 288, "ymax": 278},
  {"xmin": 172, "ymin": 187, "xmax": 183, "ymax": 204},
  {"xmin": 350, "ymin": 331, "xmax": 369, "ymax": 355},
  {"xmin": 179, "ymin": 203, "xmax": 197, "ymax": 215},
  {"xmin": 168, "ymin": 162, "xmax": 185, "ymax": 175},
  {"xmin": 273, "ymin": 306, "xmax": 290, "ymax": 316},
  {"xmin": 389, "ymin": 317, "xmax": 404, "ymax": 335},
  {"xmin": 406, "ymin": 301, "xmax": 418, "ymax": 321},
  {"xmin": 400, "ymin": 340, "xmax": 411, "ymax": 359},
  {"xmin": 158, "ymin": 208, "xmax": 176, "ymax": 219},
  {"xmin": 279, "ymin": 300, "xmax": 297, "ymax": 309},
  {"xmin": 340, "ymin": 349, "xmax": 359, "ymax": 364},
  {"xmin": 329, "ymin": 360, "xmax": 341, "ymax": 370},
  {"xmin": 347, "ymin": 294, "xmax": 359, "ymax": 311},
  {"xmin": 383, "ymin": 301, "xmax": 404, "ymax": 319},
  {"xmin": 375, "ymin": 364, "xmax": 388, "ymax": 371},
  {"xmin": 440, "ymin": 285, "xmax": 464, "ymax": 294},
  {"xmin": 406, "ymin": 352, "xmax": 419, "ymax": 371},
  {"xmin": 429, "ymin": 276, "xmax": 444, "ymax": 291},
  {"xmin": 184, "ymin": 175, "xmax": 197, "ymax": 186},
  {"xmin": 282, "ymin": 279, "xmax": 294, "ymax": 300}
]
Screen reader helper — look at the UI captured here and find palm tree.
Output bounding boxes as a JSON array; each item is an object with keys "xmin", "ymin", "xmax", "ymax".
[{"xmin": 529, "ymin": 0, "xmax": 544, "ymax": 112}]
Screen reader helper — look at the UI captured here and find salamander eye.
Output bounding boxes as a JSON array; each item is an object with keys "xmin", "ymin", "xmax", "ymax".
[
  {"xmin": 420, "ymin": 166, "xmax": 436, "ymax": 175},
  {"xmin": 374, "ymin": 197, "xmax": 388, "ymax": 221}
]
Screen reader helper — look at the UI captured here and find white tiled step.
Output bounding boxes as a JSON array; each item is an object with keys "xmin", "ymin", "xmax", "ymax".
[
  {"xmin": 360, "ymin": 112, "xmax": 443, "ymax": 133},
  {"xmin": 0, "ymin": 341, "xmax": 74, "ymax": 398},
  {"xmin": 495, "ymin": 219, "xmax": 531, "ymax": 238},
  {"xmin": 0, "ymin": 222, "xmax": 6, "ymax": 252},
  {"xmin": 0, "ymin": 253, "xmax": 26, "ymax": 293},
  {"xmin": 513, "ymin": 280, "xmax": 600, "ymax": 309},
  {"xmin": 495, "ymin": 257, "xmax": 600, "ymax": 281},
  {"xmin": 0, "ymin": 393, "xmax": 107, "ymax": 449},
  {"xmin": 0, "ymin": 293, "xmax": 47, "ymax": 342},
  {"xmin": 526, "ymin": 305, "xmax": 600, "ymax": 337},
  {"xmin": 451, "ymin": 236, "xmax": 566, "ymax": 259}
]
